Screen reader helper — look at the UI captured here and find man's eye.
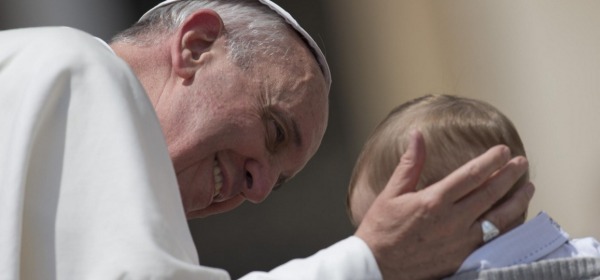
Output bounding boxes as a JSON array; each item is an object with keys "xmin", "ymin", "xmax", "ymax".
[
  {"xmin": 267, "ymin": 118, "xmax": 286, "ymax": 150},
  {"xmin": 274, "ymin": 120, "xmax": 285, "ymax": 143}
]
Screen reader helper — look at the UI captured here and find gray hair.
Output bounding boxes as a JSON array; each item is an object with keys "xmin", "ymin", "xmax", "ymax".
[{"xmin": 112, "ymin": 0, "xmax": 293, "ymax": 69}]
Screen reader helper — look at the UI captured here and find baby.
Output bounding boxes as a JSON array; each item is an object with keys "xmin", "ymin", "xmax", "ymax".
[{"xmin": 347, "ymin": 95, "xmax": 600, "ymax": 279}]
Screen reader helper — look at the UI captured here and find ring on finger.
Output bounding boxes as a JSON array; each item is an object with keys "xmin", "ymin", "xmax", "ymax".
[{"xmin": 481, "ymin": 219, "xmax": 500, "ymax": 242}]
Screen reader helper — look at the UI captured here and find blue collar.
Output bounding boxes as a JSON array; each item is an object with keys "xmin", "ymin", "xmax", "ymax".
[{"xmin": 456, "ymin": 211, "xmax": 569, "ymax": 273}]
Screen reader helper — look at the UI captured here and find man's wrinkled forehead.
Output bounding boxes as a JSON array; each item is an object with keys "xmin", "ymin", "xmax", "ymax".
[{"xmin": 139, "ymin": 0, "xmax": 331, "ymax": 90}]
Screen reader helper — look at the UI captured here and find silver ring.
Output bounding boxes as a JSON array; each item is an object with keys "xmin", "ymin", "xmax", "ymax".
[{"xmin": 481, "ymin": 220, "xmax": 500, "ymax": 242}]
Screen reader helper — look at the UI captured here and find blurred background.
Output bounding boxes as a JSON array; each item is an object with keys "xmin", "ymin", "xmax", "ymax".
[{"xmin": 2, "ymin": 0, "xmax": 599, "ymax": 278}]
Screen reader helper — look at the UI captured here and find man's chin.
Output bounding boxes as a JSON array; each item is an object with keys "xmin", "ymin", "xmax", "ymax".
[{"xmin": 185, "ymin": 195, "xmax": 246, "ymax": 219}]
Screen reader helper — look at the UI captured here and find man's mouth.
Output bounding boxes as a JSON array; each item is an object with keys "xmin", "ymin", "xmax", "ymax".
[{"xmin": 213, "ymin": 160, "xmax": 223, "ymax": 199}]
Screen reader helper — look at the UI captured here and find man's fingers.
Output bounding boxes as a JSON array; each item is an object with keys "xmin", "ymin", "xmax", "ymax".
[
  {"xmin": 473, "ymin": 182, "xmax": 535, "ymax": 243},
  {"xmin": 464, "ymin": 182, "xmax": 533, "ymax": 246},
  {"xmin": 430, "ymin": 145, "xmax": 511, "ymax": 202},
  {"xmin": 381, "ymin": 130, "xmax": 426, "ymax": 197},
  {"xmin": 460, "ymin": 156, "xmax": 529, "ymax": 220}
]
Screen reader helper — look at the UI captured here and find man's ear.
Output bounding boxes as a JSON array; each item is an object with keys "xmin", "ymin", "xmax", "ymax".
[{"xmin": 172, "ymin": 9, "xmax": 224, "ymax": 79}]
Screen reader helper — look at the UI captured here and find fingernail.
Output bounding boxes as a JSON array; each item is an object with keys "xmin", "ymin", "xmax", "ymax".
[
  {"xmin": 407, "ymin": 129, "xmax": 421, "ymax": 146},
  {"xmin": 525, "ymin": 183, "xmax": 535, "ymax": 199},
  {"xmin": 410, "ymin": 129, "xmax": 421, "ymax": 139},
  {"xmin": 501, "ymin": 146, "xmax": 511, "ymax": 160}
]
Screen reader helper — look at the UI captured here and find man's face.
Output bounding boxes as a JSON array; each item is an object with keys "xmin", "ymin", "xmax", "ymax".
[{"xmin": 156, "ymin": 36, "xmax": 329, "ymax": 219}]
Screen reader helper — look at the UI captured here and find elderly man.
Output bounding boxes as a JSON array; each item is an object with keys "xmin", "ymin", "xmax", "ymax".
[{"xmin": 0, "ymin": 0, "xmax": 532, "ymax": 279}]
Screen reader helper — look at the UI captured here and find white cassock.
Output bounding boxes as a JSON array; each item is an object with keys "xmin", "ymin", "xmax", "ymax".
[{"xmin": 0, "ymin": 27, "xmax": 381, "ymax": 280}]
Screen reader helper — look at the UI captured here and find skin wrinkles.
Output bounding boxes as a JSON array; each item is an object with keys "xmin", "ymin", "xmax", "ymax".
[
  {"xmin": 256, "ymin": 49, "xmax": 327, "ymax": 191},
  {"xmin": 175, "ymin": 32, "xmax": 327, "ymax": 219},
  {"xmin": 270, "ymin": 105, "xmax": 302, "ymax": 149},
  {"xmin": 111, "ymin": 9, "xmax": 328, "ymax": 219}
]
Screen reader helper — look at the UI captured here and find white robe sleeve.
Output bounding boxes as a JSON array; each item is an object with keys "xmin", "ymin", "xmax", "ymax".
[
  {"xmin": 241, "ymin": 236, "xmax": 382, "ymax": 280},
  {"xmin": 0, "ymin": 27, "xmax": 382, "ymax": 280}
]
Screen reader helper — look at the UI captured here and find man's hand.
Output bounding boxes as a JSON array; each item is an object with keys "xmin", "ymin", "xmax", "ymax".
[{"xmin": 355, "ymin": 131, "xmax": 534, "ymax": 280}]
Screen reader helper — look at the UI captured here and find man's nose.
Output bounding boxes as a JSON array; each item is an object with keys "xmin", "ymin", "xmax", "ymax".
[{"xmin": 241, "ymin": 159, "xmax": 277, "ymax": 203}]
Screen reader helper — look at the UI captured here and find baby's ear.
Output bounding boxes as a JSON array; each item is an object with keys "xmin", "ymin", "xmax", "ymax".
[{"xmin": 171, "ymin": 9, "xmax": 224, "ymax": 79}]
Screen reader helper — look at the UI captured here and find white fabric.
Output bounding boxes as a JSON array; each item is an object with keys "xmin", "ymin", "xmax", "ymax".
[
  {"xmin": 242, "ymin": 236, "xmax": 382, "ymax": 280},
  {"xmin": 0, "ymin": 26, "xmax": 381, "ymax": 280},
  {"xmin": 456, "ymin": 211, "xmax": 600, "ymax": 274}
]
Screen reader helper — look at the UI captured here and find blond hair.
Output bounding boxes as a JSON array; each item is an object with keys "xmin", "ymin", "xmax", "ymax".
[{"xmin": 347, "ymin": 95, "xmax": 528, "ymax": 223}]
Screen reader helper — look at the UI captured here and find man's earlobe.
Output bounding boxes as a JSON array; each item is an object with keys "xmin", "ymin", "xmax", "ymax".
[{"xmin": 172, "ymin": 9, "xmax": 224, "ymax": 79}]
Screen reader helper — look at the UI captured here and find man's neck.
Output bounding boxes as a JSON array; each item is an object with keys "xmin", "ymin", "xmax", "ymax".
[{"xmin": 110, "ymin": 41, "xmax": 173, "ymax": 107}]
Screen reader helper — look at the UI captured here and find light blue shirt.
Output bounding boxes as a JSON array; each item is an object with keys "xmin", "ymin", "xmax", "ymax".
[{"xmin": 456, "ymin": 211, "xmax": 600, "ymax": 273}]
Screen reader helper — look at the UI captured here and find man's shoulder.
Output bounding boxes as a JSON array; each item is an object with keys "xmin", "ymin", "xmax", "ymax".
[
  {"xmin": 0, "ymin": 26, "xmax": 144, "ymax": 106},
  {"xmin": 3, "ymin": 27, "xmax": 101, "ymax": 49},
  {"xmin": 2, "ymin": 26, "xmax": 140, "ymax": 91},
  {"xmin": 2, "ymin": 27, "xmax": 118, "ymax": 67}
]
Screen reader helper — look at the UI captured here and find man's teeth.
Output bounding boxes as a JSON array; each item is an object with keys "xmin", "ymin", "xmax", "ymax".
[{"xmin": 213, "ymin": 161, "xmax": 223, "ymax": 198}]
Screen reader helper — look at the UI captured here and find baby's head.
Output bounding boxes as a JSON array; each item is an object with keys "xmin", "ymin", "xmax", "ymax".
[{"xmin": 347, "ymin": 95, "xmax": 528, "ymax": 226}]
